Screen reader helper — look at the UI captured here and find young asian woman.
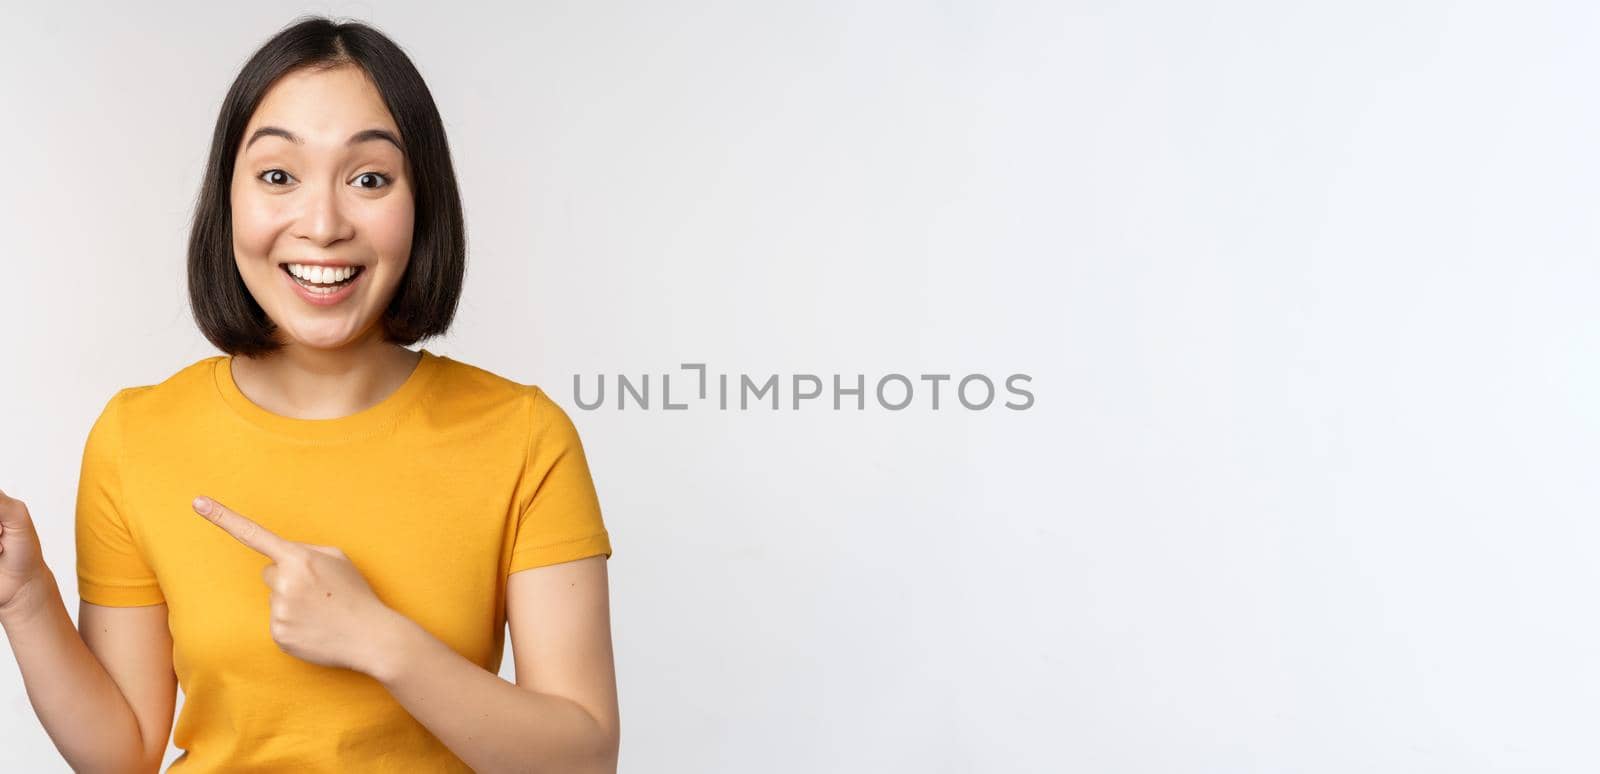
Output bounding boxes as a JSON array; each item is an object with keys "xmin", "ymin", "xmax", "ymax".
[{"xmin": 0, "ymin": 16, "xmax": 619, "ymax": 774}]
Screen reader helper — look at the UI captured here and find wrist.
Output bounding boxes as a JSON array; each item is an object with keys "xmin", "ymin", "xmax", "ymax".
[
  {"xmin": 363, "ymin": 605, "xmax": 417, "ymax": 684},
  {"xmin": 0, "ymin": 568, "xmax": 59, "ymax": 631}
]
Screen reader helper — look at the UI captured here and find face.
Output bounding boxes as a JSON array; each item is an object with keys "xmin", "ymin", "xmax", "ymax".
[{"xmin": 229, "ymin": 63, "xmax": 414, "ymax": 352}]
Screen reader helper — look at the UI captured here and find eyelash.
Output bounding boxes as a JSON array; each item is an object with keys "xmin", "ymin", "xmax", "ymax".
[{"xmin": 256, "ymin": 169, "xmax": 392, "ymax": 189}]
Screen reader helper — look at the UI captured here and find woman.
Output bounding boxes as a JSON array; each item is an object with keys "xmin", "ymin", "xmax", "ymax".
[{"xmin": 0, "ymin": 16, "xmax": 619, "ymax": 773}]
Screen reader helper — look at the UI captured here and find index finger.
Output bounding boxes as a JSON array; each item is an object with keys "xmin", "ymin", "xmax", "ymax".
[{"xmin": 193, "ymin": 496, "xmax": 296, "ymax": 561}]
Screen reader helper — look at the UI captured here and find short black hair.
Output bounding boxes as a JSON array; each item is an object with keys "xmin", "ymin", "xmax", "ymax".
[{"xmin": 188, "ymin": 15, "xmax": 465, "ymax": 357}]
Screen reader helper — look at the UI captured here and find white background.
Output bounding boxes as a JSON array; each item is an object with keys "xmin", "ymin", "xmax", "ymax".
[{"xmin": 2, "ymin": 1, "xmax": 1596, "ymax": 771}]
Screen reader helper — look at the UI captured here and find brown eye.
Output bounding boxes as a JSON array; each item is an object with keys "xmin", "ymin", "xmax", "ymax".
[
  {"xmin": 354, "ymin": 172, "xmax": 391, "ymax": 189},
  {"xmin": 259, "ymin": 169, "xmax": 294, "ymax": 186}
]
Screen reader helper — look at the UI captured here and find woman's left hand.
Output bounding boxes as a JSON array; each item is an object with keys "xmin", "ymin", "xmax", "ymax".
[{"xmin": 191, "ymin": 494, "xmax": 397, "ymax": 676}]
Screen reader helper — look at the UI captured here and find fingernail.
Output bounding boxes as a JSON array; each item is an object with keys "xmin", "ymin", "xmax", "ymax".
[{"xmin": 192, "ymin": 496, "xmax": 211, "ymax": 514}]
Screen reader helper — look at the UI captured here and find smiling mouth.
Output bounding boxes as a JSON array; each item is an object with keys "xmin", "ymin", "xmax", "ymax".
[{"xmin": 281, "ymin": 263, "xmax": 366, "ymax": 289}]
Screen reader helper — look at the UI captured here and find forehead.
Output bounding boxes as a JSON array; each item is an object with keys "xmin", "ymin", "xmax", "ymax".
[{"xmin": 245, "ymin": 64, "xmax": 398, "ymax": 144}]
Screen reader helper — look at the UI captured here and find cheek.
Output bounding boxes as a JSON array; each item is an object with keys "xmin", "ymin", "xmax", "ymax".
[
  {"xmin": 359, "ymin": 196, "xmax": 415, "ymax": 265},
  {"xmin": 230, "ymin": 185, "xmax": 286, "ymax": 258}
]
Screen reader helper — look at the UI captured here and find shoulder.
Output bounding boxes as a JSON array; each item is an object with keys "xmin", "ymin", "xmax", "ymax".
[
  {"xmin": 430, "ymin": 355, "xmax": 586, "ymax": 442},
  {"xmin": 424, "ymin": 352, "xmax": 568, "ymax": 432},
  {"xmin": 98, "ymin": 355, "xmax": 225, "ymax": 426},
  {"xmin": 425, "ymin": 351, "xmax": 540, "ymax": 417},
  {"xmin": 428, "ymin": 352, "xmax": 530, "ymax": 404}
]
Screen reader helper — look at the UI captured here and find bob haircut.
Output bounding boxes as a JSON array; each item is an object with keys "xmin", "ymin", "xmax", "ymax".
[{"xmin": 188, "ymin": 15, "xmax": 465, "ymax": 357}]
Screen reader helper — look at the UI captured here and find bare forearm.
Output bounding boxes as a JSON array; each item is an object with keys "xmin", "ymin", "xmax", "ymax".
[
  {"xmin": 0, "ymin": 569, "xmax": 150, "ymax": 774},
  {"xmin": 365, "ymin": 610, "xmax": 617, "ymax": 774}
]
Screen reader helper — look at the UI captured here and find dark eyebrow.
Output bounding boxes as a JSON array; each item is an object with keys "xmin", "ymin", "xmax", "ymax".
[{"xmin": 244, "ymin": 126, "xmax": 404, "ymax": 153}]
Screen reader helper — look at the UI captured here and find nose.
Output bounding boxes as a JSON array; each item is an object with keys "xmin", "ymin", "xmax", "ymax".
[{"xmin": 288, "ymin": 178, "xmax": 356, "ymax": 247}]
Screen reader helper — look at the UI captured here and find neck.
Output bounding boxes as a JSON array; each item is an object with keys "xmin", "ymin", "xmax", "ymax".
[{"xmin": 231, "ymin": 334, "xmax": 423, "ymax": 421}]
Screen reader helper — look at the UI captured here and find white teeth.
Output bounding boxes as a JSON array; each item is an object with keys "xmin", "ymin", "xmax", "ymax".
[{"xmin": 285, "ymin": 263, "xmax": 358, "ymax": 283}]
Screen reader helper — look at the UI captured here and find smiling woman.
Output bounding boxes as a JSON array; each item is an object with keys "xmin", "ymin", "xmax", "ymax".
[
  {"xmin": 0, "ymin": 14, "xmax": 619, "ymax": 774},
  {"xmin": 190, "ymin": 25, "xmax": 452, "ymax": 360},
  {"xmin": 227, "ymin": 68, "xmax": 415, "ymax": 327}
]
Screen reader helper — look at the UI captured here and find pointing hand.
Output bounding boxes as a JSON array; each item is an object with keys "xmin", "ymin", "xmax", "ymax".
[{"xmin": 192, "ymin": 495, "xmax": 396, "ymax": 675}]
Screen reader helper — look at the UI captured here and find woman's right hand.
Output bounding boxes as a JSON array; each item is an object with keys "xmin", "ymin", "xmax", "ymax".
[{"xmin": 0, "ymin": 488, "xmax": 50, "ymax": 623}]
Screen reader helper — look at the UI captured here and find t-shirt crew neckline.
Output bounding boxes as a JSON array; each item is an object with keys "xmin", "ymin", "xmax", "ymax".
[{"xmin": 213, "ymin": 348, "xmax": 444, "ymax": 443}]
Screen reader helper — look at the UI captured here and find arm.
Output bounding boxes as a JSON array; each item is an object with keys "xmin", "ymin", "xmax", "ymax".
[
  {"xmin": 1, "ymin": 568, "xmax": 167, "ymax": 774},
  {"xmin": 364, "ymin": 555, "xmax": 619, "ymax": 774}
]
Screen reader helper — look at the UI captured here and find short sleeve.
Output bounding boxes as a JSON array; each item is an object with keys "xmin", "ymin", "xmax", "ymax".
[
  {"xmin": 74, "ymin": 390, "xmax": 165, "ymax": 607},
  {"xmin": 508, "ymin": 386, "xmax": 613, "ymax": 574}
]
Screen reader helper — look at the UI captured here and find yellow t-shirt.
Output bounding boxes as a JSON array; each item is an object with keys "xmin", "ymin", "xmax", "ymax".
[{"xmin": 73, "ymin": 348, "xmax": 613, "ymax": 772}]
